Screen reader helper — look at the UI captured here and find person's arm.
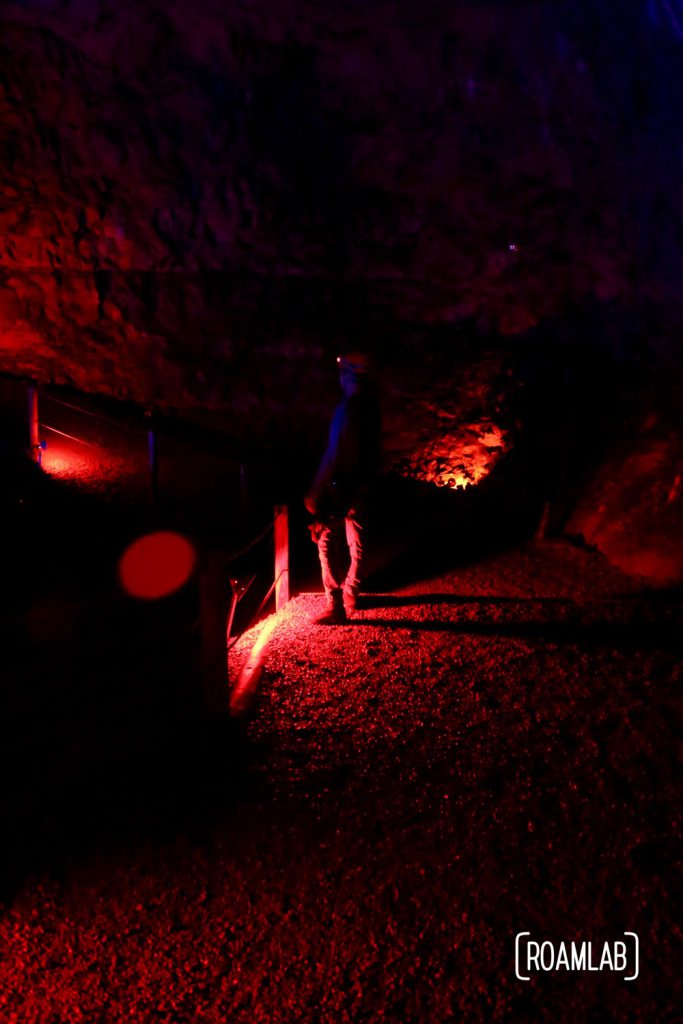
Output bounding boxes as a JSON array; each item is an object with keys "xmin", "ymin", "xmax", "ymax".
[{"xmin": 305, "ymin": 404, "xmax": 347, "ymax": 514}]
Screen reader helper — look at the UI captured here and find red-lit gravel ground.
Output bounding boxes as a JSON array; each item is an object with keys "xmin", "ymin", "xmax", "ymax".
[{"xmin": 1, "ymin": 543, "xmax": 681, "ymax": 1023}]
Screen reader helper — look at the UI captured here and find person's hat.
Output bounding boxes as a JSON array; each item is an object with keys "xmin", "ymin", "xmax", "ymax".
[{"xmin": 337, "ymin": 352, "xmax": 373, "ymax": 374}]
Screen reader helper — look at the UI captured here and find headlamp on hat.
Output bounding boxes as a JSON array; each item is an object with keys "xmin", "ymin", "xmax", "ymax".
[{"xmin": 337, "ymin": 352, "xmax": 372, "ymax": 375}]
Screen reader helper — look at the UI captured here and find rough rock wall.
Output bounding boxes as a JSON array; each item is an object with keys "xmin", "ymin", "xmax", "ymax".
[
  {"xmin": 565, "ymin": 412, "xmax": 683, "ymax": 586},
  {"xmin": 2, "ymin": 0, "xmax": 683, "ymax": 442}
]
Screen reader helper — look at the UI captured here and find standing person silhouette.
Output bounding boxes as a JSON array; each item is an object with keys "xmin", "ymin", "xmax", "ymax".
[{"xmin": 305, "ymin": 352, "xmax": 382, "ymax": 624}]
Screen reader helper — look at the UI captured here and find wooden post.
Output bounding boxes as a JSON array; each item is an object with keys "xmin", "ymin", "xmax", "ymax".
[
  {"xmin": 199, "ymin": 550, "xmax": 228, "ymax": 714},
  {"xmin": 28, "ymin": 383, "xmax": 41, "ymax": 463},
  {"xmin": 146, "ymin": 410, "xmax": 159, "ymax": 505},
  {"xmin": 274, "ymin": 504, "xmax": 290, "ymax": 611}
]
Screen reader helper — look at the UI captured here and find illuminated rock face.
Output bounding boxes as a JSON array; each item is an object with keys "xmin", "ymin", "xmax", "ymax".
[
  {"xmin": 568, "ymin": 429, "xmax": 683, "ymax": 587},
  {"xmin": 392, "ymin": 422, "xmax": 507, "ymax": 492},
  {"xmin": 1, "ymin": 1, "xmax": 683, "ymax": 576}
]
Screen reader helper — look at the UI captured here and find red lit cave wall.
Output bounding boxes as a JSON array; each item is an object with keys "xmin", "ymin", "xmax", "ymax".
[{"xmin": 1, "ymin": 0, "xmax": 683, "ymax": 580}]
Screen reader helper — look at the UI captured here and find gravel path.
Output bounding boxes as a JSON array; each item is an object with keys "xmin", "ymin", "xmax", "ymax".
[{"xmin": 1, "ymin": 542, "xmax": 680, "ymax": 1023}]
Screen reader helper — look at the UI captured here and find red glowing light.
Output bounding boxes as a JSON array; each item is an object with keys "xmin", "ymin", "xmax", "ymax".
[
  {"xmin": 229, "ymin": 604, "xmax": 298, "ymax": 716},
  {"xmin": 119, "ymin": 531, "xmax": 196, "ymax": 599},
  {"xmin": 41, "ymin": 440, "xmax": 92, "ymax": 480},
  {"xmin": 392, "ymin": 422, "xmax": 507, "ymax": 490}
]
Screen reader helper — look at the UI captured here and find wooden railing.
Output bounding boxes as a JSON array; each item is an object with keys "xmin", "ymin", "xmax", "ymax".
[{"xmin": 1, "ymin": 370, "xmax": 292, "ymax": 717}]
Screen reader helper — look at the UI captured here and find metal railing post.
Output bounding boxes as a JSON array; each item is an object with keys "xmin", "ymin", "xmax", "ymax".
[
  {"xmin": 28, "ymin": 383, "xmax": 41, "ymax": 463},
  {"xmin": 146, "ymin": 410, "xmax": 159, "ymax": 505},
  {"xmin": 239, "ymin": 463, "xmax": 249, "ymax": 527},
  {"xmin": 274, "ymin": 504, "xmax": 290, "ymax": 611}
]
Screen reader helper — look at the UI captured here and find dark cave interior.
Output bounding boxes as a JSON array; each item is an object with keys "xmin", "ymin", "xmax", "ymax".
[{"xmin": 1, "ymin": 2, "xmax": 682, "ymax": 1021}]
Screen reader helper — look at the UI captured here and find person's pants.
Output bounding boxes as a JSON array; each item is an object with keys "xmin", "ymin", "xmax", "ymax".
[{"xmin": 317, "ymin": 514, "xmax": 363, "ymax": 608}]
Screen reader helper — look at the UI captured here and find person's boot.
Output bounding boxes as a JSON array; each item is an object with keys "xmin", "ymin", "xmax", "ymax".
[{"xmin": 313, "ymin": 595, "xmax": 347, "ymax": 625}]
